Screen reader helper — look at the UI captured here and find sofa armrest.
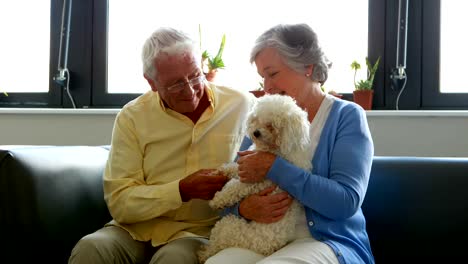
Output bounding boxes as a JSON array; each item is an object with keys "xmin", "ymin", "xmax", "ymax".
[
  {"xmin": 0, "ymin": 145, "xmax": 112, "ymax": 263},
  {"xmin": 363, "ymin": 156, "xmax": 468, "ymax": 262}
]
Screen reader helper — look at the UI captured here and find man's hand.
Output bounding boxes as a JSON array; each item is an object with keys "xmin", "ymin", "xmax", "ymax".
[
  {"xmin": 237, "ymin": 150, "xmax": 276, "ymax": 183},
  {"xmin": 239, "ymin": 186, "xmax": 293, "ymax": 223},
  {"xmin": 179, "ymin": 169, "xmax": 229, "ymax": 202}
]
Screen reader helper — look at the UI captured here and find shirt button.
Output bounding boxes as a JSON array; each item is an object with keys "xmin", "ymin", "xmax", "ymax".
[{"xmin": 308, "ymin": 221, "xmax": 314, "ymax": 226}]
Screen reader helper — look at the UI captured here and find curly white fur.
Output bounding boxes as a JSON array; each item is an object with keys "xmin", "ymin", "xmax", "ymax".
[{"xmin": 197, "ymin": 94, "xmax": 313, "ymax": 263}]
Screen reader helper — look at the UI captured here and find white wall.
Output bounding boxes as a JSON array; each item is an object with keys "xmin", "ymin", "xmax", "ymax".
[
  {"xmin": 0, "ymin": 109, "xmax": 116, "ymax": 146},
  {"xmin": 1, "ymin": 109, "xmax": 468, "ymax": 157},
  {"xmin": 367, "ymin": 111, "xmax": 468, "ymax": 157}
]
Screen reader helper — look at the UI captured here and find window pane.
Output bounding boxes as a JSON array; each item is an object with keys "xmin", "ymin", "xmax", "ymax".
[
  {"xmin": 440, "ymin": 1, "xmax": 468, "ymax": 93},
  {"xmin": 108, "ymin": 0, "xmax": 368, "ymax": 94},
  {"xmin": 0, "ymin": 2, "xmax": 50, "ymax": 93}
]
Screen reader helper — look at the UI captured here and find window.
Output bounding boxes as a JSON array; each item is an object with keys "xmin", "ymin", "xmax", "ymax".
[
  {"xmin": 439, "ymin": 1, "xmax": 468, "ymax": 93},
  {"xmin": 1, "ymin": 0, "xmax": 465, "ymax": 110},
  {"xmin": 420, "ymin": 0, "xmax": 468, "ymax": 109},
  {"xmin": 0, "ymin": 1, "xmax": 61, "ymax": 107},
  {"xmin": 0, "ymin": 2, "xmax": 50, "ymax": 93},
  {"xmin": 105, "ymin": 0, "xmax": 368, "ymax": 95}
]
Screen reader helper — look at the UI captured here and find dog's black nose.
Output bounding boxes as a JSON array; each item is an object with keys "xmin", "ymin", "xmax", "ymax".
[{"xmin": 253, "ymin": 130, "xmax": 261, "ymax": 138}]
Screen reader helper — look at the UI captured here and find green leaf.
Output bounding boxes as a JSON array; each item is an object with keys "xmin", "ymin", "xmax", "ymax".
[
  {"xmin": 198, "ymin": 26, "xmax": 227, "ymax": 71},
  {"xmin": 208, "ymin": 56, "xmax": 225, "ymax": 70},
  {"xmin": 355, "ymin": 80, "xmax": 373, "ymax": 90},
  {"xmin": 352, "ymin": 56, "xmax": 380, "ymax": 91},
  {"xmin": 366, "ymin": 56, "xmax": 380, "ymax": 88},
  {"xmin": 213, "ymin": 34, "xmax": 226, "ymax": 61},
  {"xmin": 202, "ymin": 50, "xmax": 210, "ymax": 60}
]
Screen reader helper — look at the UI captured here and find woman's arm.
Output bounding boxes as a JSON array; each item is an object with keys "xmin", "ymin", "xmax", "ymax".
[{"xmin": 267, "ymin": 105, "xmax": 374, "ymax": 220}]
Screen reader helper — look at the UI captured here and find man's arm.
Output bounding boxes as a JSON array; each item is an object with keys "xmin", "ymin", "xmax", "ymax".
[{"xmin": 103, "ymin": 111, "xmax": 227, "ymax": 224}]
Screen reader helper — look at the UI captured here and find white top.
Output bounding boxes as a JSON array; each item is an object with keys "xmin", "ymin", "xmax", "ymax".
[{"xmin": 294, "ymin": 94, "xmax": 335, "ymax": 240}]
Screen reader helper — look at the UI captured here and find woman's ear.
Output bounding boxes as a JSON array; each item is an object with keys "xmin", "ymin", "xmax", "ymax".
[
  {"xmin": 144, "ymin": 74, "xmax": 158, "ymax": 92},
  {"xmin": 305, "ymin": 65, "xmax": 314, "ymax": 77}
]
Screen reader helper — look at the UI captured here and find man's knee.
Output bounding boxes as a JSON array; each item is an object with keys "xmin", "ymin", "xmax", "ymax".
[
  {"xmin": 153, "ymin": 244, "xmax": 197, "ymax": 263},
  {"xmin": 159, "ymin": 246, "xmax": 195, "ymax": 262},
  {"xmin": 69, "ymin": 233, "xmax": 111, "ymax": 263},
  {"xmin": 69, "ymin": 227, "xmax": 148, "ymax": 264},
  {"xmin": 150, "ymin": 238, "xmax": 207, "ymax": 264}
]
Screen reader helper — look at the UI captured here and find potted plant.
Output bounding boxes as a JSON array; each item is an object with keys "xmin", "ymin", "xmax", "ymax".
[
  {"xmin": 322, "ymin": 85, "xmax": 343, "ymax": 99},
  {"xmin": 199, "ymin": 25, "xmax": 226, "ymax": 82},
  {"xmin": 351, "ymin": 57, "xmax": 380, "ymax": 110},
  {"xmin": 250, "ymin": 82, "xmax": 265, "ymax": 98}
]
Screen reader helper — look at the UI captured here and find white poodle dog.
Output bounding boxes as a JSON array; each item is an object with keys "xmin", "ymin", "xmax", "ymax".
[{"xmin": 197, "ymin": 94, "xmax": 313, "ymax": 263}]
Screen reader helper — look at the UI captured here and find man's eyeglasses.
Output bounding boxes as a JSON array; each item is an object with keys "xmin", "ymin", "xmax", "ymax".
[{"xmin": 164, "ymin": 75, "xmax": 206, "ymax": 94}]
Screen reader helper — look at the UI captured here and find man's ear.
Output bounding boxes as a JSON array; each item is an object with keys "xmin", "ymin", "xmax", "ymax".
[{"xmin": 144, "ymin": 74, "xmax": 158, "ymax": 92}]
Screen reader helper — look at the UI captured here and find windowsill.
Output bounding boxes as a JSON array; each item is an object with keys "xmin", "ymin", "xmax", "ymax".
[
  {"xmin": 366, "ymin": 110, "xmax": 468, "ymax": 117},
  {"xmin": 1, "ymin": 108, "xmax": 468, "ymax": 117},
  {"xmin": 0, "ymin": 108, "xmax": 121, "ymax": 115}
]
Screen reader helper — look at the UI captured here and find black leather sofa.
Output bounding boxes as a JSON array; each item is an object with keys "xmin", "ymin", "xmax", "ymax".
[
  {"xmin": 1, "ymin": 145, "xmax": 468, "ymax": 263},
  {"xmin": 0, "ymin": 146, "xmax": 112, "ymax": 263}
]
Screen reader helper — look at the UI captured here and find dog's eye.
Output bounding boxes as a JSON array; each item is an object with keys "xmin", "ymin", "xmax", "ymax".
[{"xmin": 253, "ymin": 130, "xmax": 261, "ymax": 138}]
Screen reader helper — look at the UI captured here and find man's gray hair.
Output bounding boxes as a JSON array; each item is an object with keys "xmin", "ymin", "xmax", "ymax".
[
  {"xmin": 250, "ymin": 23, "xmax": 332, "ymax": 85},
  {"xmin": 142, "ymin": 27, "xmax": 200, "ymax": 80}
]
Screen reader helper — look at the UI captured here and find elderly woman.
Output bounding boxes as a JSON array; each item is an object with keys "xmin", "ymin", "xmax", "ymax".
[{"xmin": 206, "ymin": 24, "xmax": 375, "ymax": 264}]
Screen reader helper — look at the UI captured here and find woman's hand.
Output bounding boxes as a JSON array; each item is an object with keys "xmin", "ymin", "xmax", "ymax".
[
  {"xmin": 239, "ymin": 186, "xmax": 293, "ymax": 223},
  {"xmin": 237, "ymin": 150, "xmax": 276, "ymax": 183}
]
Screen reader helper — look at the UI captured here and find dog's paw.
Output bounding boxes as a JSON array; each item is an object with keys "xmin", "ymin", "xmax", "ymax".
[
  {"xmin": 197, "ymin": 245, "xmax": 210, "ymax": 264},
  {"xmin": 209, "ymin": 191, "xmax": 230, "ymax": 209},
  {"xmin": 209, "ymin": 178, "xmax": 246, "ymax": 209},
  {"xmin": 217, "ymin": 163, "xmax": 239, "ymax": 179}
]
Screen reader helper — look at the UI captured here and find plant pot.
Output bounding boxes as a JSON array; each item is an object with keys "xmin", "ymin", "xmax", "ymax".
[
  {"xmin": 353, "ymin": 90, "xmax": 374, "ymax": 110},
  {"xmin": 328, "ymin": 91, "xmax": 343, "ymax": 99},
  {"xmin": 249, "ymin": 90, "xmax": 265, "ymax": 98},
  {"xmin": 205, "ymin": 70, "xmax": 217, "ymax": 82}
]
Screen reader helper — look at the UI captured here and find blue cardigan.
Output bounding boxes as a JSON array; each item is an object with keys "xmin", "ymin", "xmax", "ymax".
[{"xmin": 226, "ymin": 98, "xmax": 375, "ymax": 264}]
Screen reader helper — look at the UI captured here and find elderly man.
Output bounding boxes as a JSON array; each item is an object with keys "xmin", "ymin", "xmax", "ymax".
[{"xmin": 69, "ymin": 27, "xmax": 254, "ymax": 264}]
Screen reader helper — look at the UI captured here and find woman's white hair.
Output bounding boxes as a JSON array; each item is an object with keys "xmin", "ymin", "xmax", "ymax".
[
  {"xmin": 141, "ymin": 27, "xmax": 200, "ymax": 80},
  {"xmin": 250, "ymin": 23, "xmax": 332, "ymax": 85}
]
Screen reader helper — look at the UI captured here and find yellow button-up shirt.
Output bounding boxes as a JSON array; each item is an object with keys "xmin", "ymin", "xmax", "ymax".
[{"xmin": 103, "ymin": 83, "xmax": 255, "ymax": 246}]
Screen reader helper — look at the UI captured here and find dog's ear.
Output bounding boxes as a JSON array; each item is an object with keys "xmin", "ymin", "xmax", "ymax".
[
  {"xmin": 278, "ymin": 111, "xmax": 311, "ymax": 157},
  {"xmin": 246, "ymin": 99, "xmax": 260, "ymax": 133},
  {"xmin": 246, "ymin": 113, "xmax": 257, "ymax": 139}
]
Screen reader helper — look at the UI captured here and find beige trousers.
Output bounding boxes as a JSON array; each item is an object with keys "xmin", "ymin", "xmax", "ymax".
[
  {"xmin": 205, "ymin": 237, "xmax": 339, "ymax": 264},
  {"xmin": 68, "ymin": 226, "xmax": 208, "ymax": 264}
]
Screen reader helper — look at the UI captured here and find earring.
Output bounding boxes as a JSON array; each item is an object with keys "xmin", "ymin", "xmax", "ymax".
[{"xmin": 306, "ymin": 73, "xmax": 311, "ymax": 77}]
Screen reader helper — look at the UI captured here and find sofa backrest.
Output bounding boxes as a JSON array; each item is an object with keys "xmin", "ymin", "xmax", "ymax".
[
  {"xmin": 363, "ymin": 156, "xmax": 468, "ymax": 263},
  {"xmin": 2, "ymin": 146, "xmax": 468, "ymax": 263},
  {"xmin": 0, "ymin": 145, "xmax": 112, "ymax": 263}
]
